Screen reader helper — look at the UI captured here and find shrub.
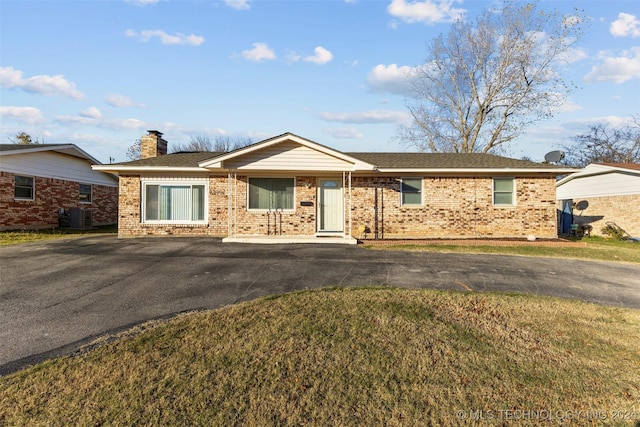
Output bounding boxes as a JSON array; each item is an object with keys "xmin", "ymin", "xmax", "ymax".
[{"xmin": 600, "ymin": 224, "xmax": 625, "ymax": 240}]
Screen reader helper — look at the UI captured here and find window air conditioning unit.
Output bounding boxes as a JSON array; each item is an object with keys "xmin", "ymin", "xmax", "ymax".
[{"xmin": 69, "ymin": 208, "xmax": 93, "ymax": 229}]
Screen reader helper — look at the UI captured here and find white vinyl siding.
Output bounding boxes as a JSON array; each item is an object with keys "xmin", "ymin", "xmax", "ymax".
[
  {"xmin": 248, "ymin": 178, "xmax": 294, "ymax": 210},
  {"xmin": 142, "ymin": 181, "xmax": 206, "ymax": 223},
  {"xmin": 556, "ymin": 170, "xmax": 640, "ymax": 199},
  {"xmin": 401, "ymin": 178, "xmax": 422, "ymax": 206},
  {"xmin": 493, "ymin": 178, "xmax": 515, "ymax": 206},
  {"xmin": 225, "ymin": 141, "xmax": 355, "ymax": 171},
  {"xmin": 14, "ymin": 175, "xmax": 34, "ymax": 200},
  {"xmin": 1, "ymin": 151, "xmax": 117, "ymax": 187}
]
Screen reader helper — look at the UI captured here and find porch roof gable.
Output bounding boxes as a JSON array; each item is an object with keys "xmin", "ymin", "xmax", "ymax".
[{"xmin": 198, "ymin": 132, "xmax": 376, "ymax": 171}]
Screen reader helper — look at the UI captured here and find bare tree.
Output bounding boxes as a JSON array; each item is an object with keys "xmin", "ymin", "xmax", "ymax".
[
  {"xmin": 399, "ymin": 2, "xmax": 585, "ymax": 154},
  {"xmin": 171, "ymin": 135, "xmax": 254, "ymax": 153},
  {"xmin": 562, "ymin": 117, "xmax": 640, "ymax": 166},
  {"xmin": 126, "ymin": 139, "xmax": 142, "ymax": 161},
  {"xmin": 9, "ymin": 132, "xmax": 43, "ymax": 144}
]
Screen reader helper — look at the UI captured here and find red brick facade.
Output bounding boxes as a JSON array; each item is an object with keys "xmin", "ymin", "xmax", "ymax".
[
  {"xmin": 0, "ymin": 171, "xmax": 118, "ymax": 230},
  {"xmin": 117, "ymin": 174, "xmax": 558, "ymax": 239}
]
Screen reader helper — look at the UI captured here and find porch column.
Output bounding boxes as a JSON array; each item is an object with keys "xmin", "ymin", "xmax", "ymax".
[{"xmin": 348, "ymin": 171, "xmax": 352, "ymax": 240}]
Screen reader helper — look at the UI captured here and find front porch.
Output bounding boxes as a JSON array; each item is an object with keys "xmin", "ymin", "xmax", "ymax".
[{"xmin": 222, "ymin": 234, "xmax": 358, "ymax": 245}]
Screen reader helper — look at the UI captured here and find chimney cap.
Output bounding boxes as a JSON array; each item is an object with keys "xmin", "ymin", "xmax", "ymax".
[{"xmin": 147, "ymin": 130, "xmax": 163, "ymax": 137}]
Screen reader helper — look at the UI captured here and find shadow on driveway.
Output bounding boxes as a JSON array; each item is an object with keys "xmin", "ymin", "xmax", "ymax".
[{"xmin": 1, "ymin": 235, "xmax": 638, "ymax": 375}]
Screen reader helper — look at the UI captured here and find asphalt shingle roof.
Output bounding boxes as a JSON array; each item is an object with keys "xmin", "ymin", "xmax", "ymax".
[
  {"xmin": 110, "ymin": 150, "xmax": 565, "ymax": 170},
  {"xmin": 0, "ymin": 144, "xmax": 71, "ymax": 152},
  {"xmin": 345, "ymin": 152, "xmax": 561, "ymax": 169},
  {"xmin": 115, "ymin": 151, "xmax": 223, "ymax": 167}
]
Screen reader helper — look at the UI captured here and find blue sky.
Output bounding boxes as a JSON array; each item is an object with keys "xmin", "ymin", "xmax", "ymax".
[{"xmin": 1, "ymin": 0, "xmax": 639, "ymax": 163}]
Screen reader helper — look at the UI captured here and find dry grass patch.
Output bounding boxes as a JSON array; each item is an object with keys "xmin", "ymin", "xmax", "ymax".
[
  {"xmin": 1, "ymin": 288, "xmax": 639, "ymax": 426},
  {"xmin": 371, "ymin": 237, "xmax": 640, "ymax": 264},
  {"xmin": 0, "ymin": 225, "xmax": 117, "ymax": 246}
]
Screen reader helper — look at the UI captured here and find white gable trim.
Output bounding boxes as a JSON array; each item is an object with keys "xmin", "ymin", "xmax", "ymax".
[
  {"xmin": 198, "ymin": 132, "xmax": 376, "ymax": 171},
  {"xmin": 1, "ymin": 144, "xmax": 102, "ymax": 165},
  {"xmin": 556, "ymin": 163, "xmax": 640, "ymax": 187}
]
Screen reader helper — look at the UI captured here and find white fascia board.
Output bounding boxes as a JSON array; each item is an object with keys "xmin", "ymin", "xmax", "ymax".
[
  {"xmin": 91, "ymin": 165, "xmax": 207, "ymax": 175},
  {"xmin": 2, "ymin": 144, "xmax": 102, "ymax": 165},
  {"xmin": 556, "ymin": 166, "xmax": 640, "ymax": 187},
  {"xmin": 376, "ymin": 167, "xmax": 579, "ymax": 174},
  {"xmin": 198, "ymin": 133, "xmax": 376, "ymax": 171}
]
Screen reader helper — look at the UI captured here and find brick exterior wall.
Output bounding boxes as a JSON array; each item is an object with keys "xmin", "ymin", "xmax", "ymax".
[
  {"xmin": 117, "ymin": 174, "xmax": 558, "ymax": 239},
  {"xmin": 562, "ymin": 194, "xmax": 640, "ymax": 237},
  {"xmin": 349, "ymin": 176, "xmax": 558, "ymax": 239},
  {"xmin": 0, "ymin": 171, "xmax": 118, "ymax": 230}
]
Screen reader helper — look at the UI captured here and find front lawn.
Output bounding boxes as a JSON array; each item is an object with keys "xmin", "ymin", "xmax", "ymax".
[
  {"xmin": 0, "ymin": 224, "xmax": 117, "ymax": 246},
  {"xmin": 1, "ymin": 288, "xmax": 638, "ymax": 426},
  {"xmin": 367, "ymin": 236, "xmax": 640, "ymax": 264}
]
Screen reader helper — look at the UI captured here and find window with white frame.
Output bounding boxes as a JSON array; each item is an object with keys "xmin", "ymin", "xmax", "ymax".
[
  {"xmin": 248, "ymin": 178, "xmax": 294, "ymax": 210},
  {"xmin": 493, "ymin": 178, "xmax": 515, "ymax": 206},
  {"xmin": 14, "ymin": 175, "xmax": 34, "ymax": 200},
  {"xmin": 401, "ymin": 178, "xmax": 422, "ymax": 206},
  {"xmin": 79, "ymin": 183, "xmax": 92, "ymax": 203},
  {"xmin": 143, "ymin": 182, "xmax": 206, "ymax": 222}
]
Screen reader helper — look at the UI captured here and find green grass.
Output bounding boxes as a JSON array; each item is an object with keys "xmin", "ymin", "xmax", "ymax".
[
  {"xmin": 1, "ymin": 288, "xmax": 638, "ymax": 426},
  {"xmin": 368, "ymin": 236, "xmax": 640, "ymax": 264},
  {"xmin": 0, "ymin": 224, "xmax": 117, "ymax": 246}
]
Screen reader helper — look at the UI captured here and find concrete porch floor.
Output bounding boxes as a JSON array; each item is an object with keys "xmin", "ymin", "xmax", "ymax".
[{"xmin": 222, "ymin": 235, "xmax": 358, "ymax": 245}]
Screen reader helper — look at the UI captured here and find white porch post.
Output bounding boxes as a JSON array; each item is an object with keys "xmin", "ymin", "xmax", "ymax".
[
  {"xmin": 227, "ymin": 171, "xmax": 232, "ymax": 238},
  {"xmin": 348, "ymin": 171, "xmax": 352, "ymax": 240}
]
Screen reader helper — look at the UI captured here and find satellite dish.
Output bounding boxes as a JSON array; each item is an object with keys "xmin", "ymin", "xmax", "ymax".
[{"xmin": 544, "ymin": 150, "xmax": 565, "ymax": 163}]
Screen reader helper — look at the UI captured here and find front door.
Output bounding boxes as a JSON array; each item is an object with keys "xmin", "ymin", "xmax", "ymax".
[{"xmin": 318, "ymin": 178, "xmax": 343, "ymax": 232}]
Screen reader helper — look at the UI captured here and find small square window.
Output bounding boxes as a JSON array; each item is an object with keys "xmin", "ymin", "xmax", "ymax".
[
  {"xmin": 493, "ymin": 178, "xmax": 515, "ymax": 206},
  {"xmin": 79, "ymin": 183, "xmax": 92, "ymax": 203},
  {"xmin": 401, "ymin": 178, "xmax": 422, "ymax": 206},
  {"xmin": 14, "ymin": 175, "xmax": 34, "ymax": 200}
]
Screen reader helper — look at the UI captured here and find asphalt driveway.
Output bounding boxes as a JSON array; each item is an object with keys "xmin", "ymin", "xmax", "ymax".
[{"xmin": 1, "ymin": 235, "xmax": 639, "ymax": 375}]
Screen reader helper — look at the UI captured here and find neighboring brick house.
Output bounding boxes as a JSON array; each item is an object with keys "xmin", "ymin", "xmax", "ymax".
[
  {"xmin": 0, "ymin": 144, "xmax": 118, "ymax": 230},
  {"xmin": 556, "ymin": 163, "xmax": 640, "ymax": 237},
  {"xmin": 94, "ymin": 131, "xmax": 575, "ymax": 242}
]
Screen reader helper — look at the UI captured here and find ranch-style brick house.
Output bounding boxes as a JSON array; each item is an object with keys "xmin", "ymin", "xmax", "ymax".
[
  {"xmin": 1, "ymin": 143, "xmax": 118, "ymax": 230},
  {"xmin": 93, "ymin": 131, "xmax": 576, "ymax": 243}
]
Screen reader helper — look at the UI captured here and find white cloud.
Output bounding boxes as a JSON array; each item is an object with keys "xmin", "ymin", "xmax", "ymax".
[
  {"xmin": 56, "ymin": 114, "xmax": 147, "ymax": 131},
  {"xmin": 106, "ymin": 93, "xmax": 144, "ymax": 108},
  {"xmin": 323, "ymin": 128, "xmax": 364, "ymax": 139},
  {"xmin": 0, "ymin": 66, "xmax": 85, "ymax": 99},
  {"xmin": 584, "ymin": 47, "xmax": 640, "ymax": 84},
  {"xmin": 366, "ymin": 64, "xmax": 416, "ymax": 96},
  {"xmin": 304, "ymin": 46, "xmax": 333, "ymax": 65},
  {"xmin": 558, "ymin": 116, "xmax": 637, "ymax": 134},
  {"xmin": 225, "ymin": 0, "xmax": 250, "ymax": 10},
  {"xmin": 80, "ymin": 107, "xmax": 102, "ymax": 119},
  {"xmin": 319, "ymin": 110, "xmax": 410, "ymax": 124},
  {"xmin": 242, "ymin": 42, "xmax": 276, "ymax": 62},
  {"xmin": 0, "ymin": 106, "xmax": 46, "ymax": 124},
  {"xmin": 125, "ymin": 29, "xmax": 205, "ymax": 46},
  {"xmin": 123, "ymin": 0, "xmax": 159, "ymax": 6},
  {"xmin": 610, "ymin": 13, "xmax": 640, "ymax": 38},
  {"xmin": 387, "ymin": 0, "xmax": 465, "ymax": 25}
]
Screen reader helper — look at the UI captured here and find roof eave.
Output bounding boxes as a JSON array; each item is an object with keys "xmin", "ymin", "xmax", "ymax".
[
  {"xmin": 91, "ymin": 165, "xmax": 208, "ymax": 175},
  {"xmin": 374, "ymin": 167, "xmax": 579, "ymax": 174},
  {"xmin": 1, "ymin": 144, "xmax": 102, "ymax": 165}
]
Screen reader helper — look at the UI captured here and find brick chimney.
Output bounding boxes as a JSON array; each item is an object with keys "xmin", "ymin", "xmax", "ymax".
[{"xmin": 140, "ymin": 130, "xmax": 168, "ymax": 159}]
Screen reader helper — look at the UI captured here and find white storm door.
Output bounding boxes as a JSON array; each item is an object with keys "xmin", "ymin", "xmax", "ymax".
[{"xmin": 318, "ymin": 179, "xmax": 343, "ymax": 232}]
